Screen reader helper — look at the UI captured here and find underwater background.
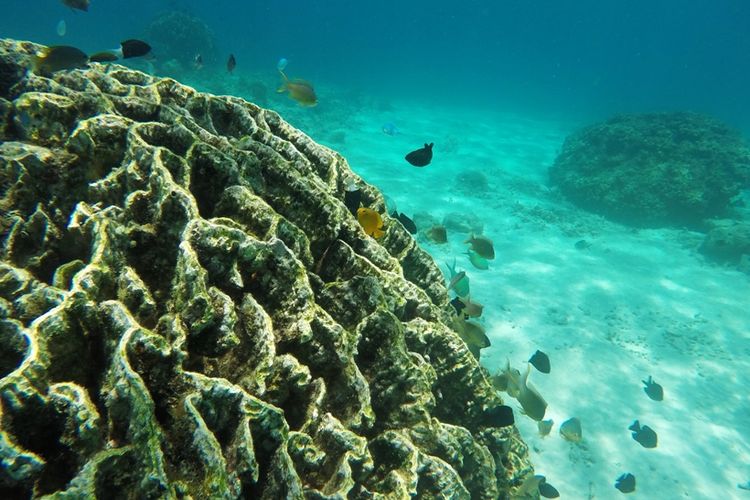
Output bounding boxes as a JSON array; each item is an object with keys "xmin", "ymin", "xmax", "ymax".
[{"xmin": 3, "ymin": 1, "xmax": 750, "ymax": 498}]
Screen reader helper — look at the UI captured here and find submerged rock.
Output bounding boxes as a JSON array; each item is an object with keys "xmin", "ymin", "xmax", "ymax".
[
  {"xmin": 0, "ymin": 39, "xmax": 532, "ymax": 498},
  {"xmin": 549, "ymin": 112, "xmax": 750, "ymax": 228}
]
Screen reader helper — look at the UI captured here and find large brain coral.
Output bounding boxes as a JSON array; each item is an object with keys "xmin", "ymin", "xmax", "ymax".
[
  {"xmin": 549, "ymin": 112, "xmax": 750, "ymax": 227},
  {"xmin": 0, "ymin": 39, "xmax": 532, "ymax": 499}
]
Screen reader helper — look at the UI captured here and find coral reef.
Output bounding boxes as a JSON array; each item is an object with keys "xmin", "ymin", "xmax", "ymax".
[
  {"xmin": 0, "ymin": 39, "xmax": 532, "ymax": 498},
  {"xmin": 699, "ymin": 219, "xmax": 750, "ymax": 271},
  {"xmin": 549, "ymin": 112, "xmax": 750, "ymax": 228}
]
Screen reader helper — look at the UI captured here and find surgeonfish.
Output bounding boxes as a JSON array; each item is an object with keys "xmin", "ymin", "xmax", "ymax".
[
  {"xmin": 458, "ymin": 296, "xmax": 483, "ymax": 318},
  {"xmin": 529, "ymin": 350, "xmax": 551, "ymax": 374},
  {"xmin": 405, "ymin": 143, "xmax": 433, "ymax": 167},
  {"xmin": 537, "ymin": 419, "xmax": 554, "ymax": 437},
  {"xmin": 516, "ymin": 363, "xmax": 547, "ymax": 421},
  {"xmin": 445, "ymin": 259, "xmax": 470, "ymax": 297},
  {"xmin": 61, "ymin": 0, "xmax": 89, "ymax": 11},
  {"xmin": 425, "ymin": 224, "xmax": 447, "ymax": 243},
  {"xmin": 32, "ymin": 45, "xmax": 88, "ymax": 76},
  {"xmin": 466, "ymin": 249, "xmax": 489, "ymax": 269},
  {"xmin": 118, "ymin": 39, "xmax": 152, "ymax": 59},
  {"xmin": 277, "ymin": 69, "xmax": 317, "ymax": 106},
  {"xmin": 538, "ymin": 478, "xmax": 560, "ymax": 498},
  {"xmin": 464, "ymin": 233, "xmax": 495, "ymax": 259},
  {"xmin": 480, "ymin": 405, "xmax": 514, "ymax": 428},
  {"xmin": 357, "ymin": 207, "xmax": 384, "ymax": 239},
  {"xmin": 615, "ymin": 473, "xmax": 636, "ymax": 493},
  {"xmin": 629, "ymin": 420, "xmax": 657, "ymax": 448},
  {"xmin": 559, "ymin": 417, "xmax": 583, "ymax": 442},
  {"xmin": 642, "ymin": 375, "xmax": 664, "ymax": 401}
]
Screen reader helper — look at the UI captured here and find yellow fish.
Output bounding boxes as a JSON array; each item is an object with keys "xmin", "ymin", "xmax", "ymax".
[
  {"xmin": 277, "ymin": 70, "xmax": 317, "ymax": 106},
  {"xmin": 357, "ymin": 207, "xmax": 384, "ymax": 239}
]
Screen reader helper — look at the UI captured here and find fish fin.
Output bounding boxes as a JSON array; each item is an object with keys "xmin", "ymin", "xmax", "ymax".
[{"xmin": 628, "ymin": 420, "xmax": 640, "ymax": 432}]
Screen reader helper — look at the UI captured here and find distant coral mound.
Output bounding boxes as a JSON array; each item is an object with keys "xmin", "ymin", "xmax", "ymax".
[
  {"xmin": 549, "ymin": 112, "xmax": 750, "ymax": 227},
  {"xmin": 0, "ymin": 39, "xmax": 531, "ymax": 498}
]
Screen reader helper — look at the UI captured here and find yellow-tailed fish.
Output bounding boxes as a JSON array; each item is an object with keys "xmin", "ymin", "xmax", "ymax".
[{"xmin": 278, "ymin": 69, "xmax": 317, "ymax": 106}]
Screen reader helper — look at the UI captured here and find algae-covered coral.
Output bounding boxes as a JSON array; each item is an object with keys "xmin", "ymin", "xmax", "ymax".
[
  {"xmin": 0, "ymin": 39, "xmax": 531, "ymax": 498},
  {"xmin": 549, "ymin": 112, "xmax": 750, "ymax": 228}
]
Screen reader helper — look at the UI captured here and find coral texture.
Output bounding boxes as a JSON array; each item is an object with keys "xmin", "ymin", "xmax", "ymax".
[
  {"xmin": 549, "ymin": 112, "xmax": 750, "ymax": 227},
  {"xmin": 0, "ymin": 39, "xmax": 531, "ymax": 499}
]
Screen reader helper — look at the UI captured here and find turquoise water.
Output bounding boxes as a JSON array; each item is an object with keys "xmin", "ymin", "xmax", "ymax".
[{"xmin": 3, "ymin": 1, "xmax": 750, "ymax": 498}]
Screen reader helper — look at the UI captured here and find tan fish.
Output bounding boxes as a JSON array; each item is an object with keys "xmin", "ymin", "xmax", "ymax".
[
  {"xmin": 516, "ymin": 363, "xmax": 547, "ymax": 421},
  {"xmin": 277, "ymin": 70, "xmax": 317, "ymax": 106},
  {"xmin": 426, "ymin": 224, "xmax": 447, "ymax": 243},
  {"xmin": 464, "ymin": 233, "xmax": 495, "ymax": 260},
  {"xmin": 458, "ymin": 296, "xmax": 483, "ymax": 318},
  {"xmin": 538, "ymin": 419, "xmax": 554, "ymax": 437},
  {"xmin": 560, "ymin": 417, "xmax": 583, "ymax": 443},
  {"xmin": 496, "ymin": 360, "xmax": 522, "ymax": 398}
]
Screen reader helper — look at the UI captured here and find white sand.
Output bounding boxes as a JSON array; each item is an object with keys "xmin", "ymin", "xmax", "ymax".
[{"xmin": 299, "ymin": 100, "xmax": 750, "ymax": 499}]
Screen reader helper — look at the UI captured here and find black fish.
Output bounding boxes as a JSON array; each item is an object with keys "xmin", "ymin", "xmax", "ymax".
[
  {"xmin": 615, "ymin": 473, "xmax": 636, "ymax": 493},
  {"xmin": 538, "ymin": 479, "xmax": 560, "ymax": 498},
  {"xmin": 120, "ymin": 39, "xmax": 152, "ymax": 59},
  {"xmin": 480, "ymin": 405, "xmax": 514, "ymax": 427},
  {"xmin": 89, "ymin": 51, "xmax": 119, "ymax": 63},
  {"xmin": 344, "ymin": 189, "xmax": 362, "ymax": 216},
  {"xmin": 629, "ymin": 420, "xmax": 657, "ymax": 448},
  {"xmin": 405, "ymin": 143, "xmax": 433, "ymax": 167},
  {"xmin": 575, "ymin": 239, "xmax": 592, "ymax": 250},
  {"xmin": 33, "ymin": 46, "xmax": 88, "ymax": 76},
  {"xmin": 642, "ymin": 376, "xmax": 664, "ymax": 401},
  {"xmin": 450, "ymin": 297, "xmax": 466, "ymax": 315},
  {"xmin": 393, "ymin": 212, "xmax": 417, "ymax": 234},
  {"xmin": 529, "ymin": 350, "xmax": 551, "ymax": 374},
  {"xmin": 227, "ymin": 54, "xmax": 236, "ymax": 73}
]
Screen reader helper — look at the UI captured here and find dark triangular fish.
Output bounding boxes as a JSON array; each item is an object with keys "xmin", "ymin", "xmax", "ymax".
[
  {"xmin": 405, "ymin": 143, "xmax": 434, "ymax": 167},
  {"xmin": 480, "ymin": 405, "xmax": 514, "ymax": 427},
  {"xmin": 120, "ymin": 39, "xmax": 151, "ymax": 59},
  {"xmin": 629, "ymin": 420, "xmax": 657, "ymax": 448},
  {"xmin": 394, "ymin": 212, "xmax": 417, "ymax": 234},
  {"xmin": 538, "ymin": 479, "xmax": 560, "ymax": 498},
  {"xmin": 344, "ymin": 189, "xmax": 362, "ymax": 216},
  {"xmin": 642, "ymin": 375, "xmax": 664, "ymax": 401},
  {"xmin": 529, "ymin": 350, "xmax": 551, "ymax": 374},
  {"xmin": 615, "ymin": 473, "xmax": 636, "ymax": 493},
  {"xmin": 227, "ymin": 54, "xmax": 236, "ymax": 73}
]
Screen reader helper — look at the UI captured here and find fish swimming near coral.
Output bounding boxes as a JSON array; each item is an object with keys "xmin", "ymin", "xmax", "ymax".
[
  {"xmin": 343, "ymin": 179, "xmax": 362, "ymax": 216},
  {"xmin": 464, "ymin": 233, "xmax": 495, "ymax": 260},
  {"xmin": 392, "ymin": 211, "xmax": 417, "ymax": 234},
  {"xmin": 642, "ymin": 375, "xmax": 663, "ymax": 401},
  {"xmin": 425, "ymin": 224, "xmax": 447, "ymax": 243},
  {"xmin": 615, "ymin": 473, "xmax": 636, "ymax": 493},
  {"xmin": 458, "ymin": 296, "xmax": 483, "ymax": 318},
  {"xmin": 227, "ymin": 53, "xmax": 236, "ymax": 73},
  {"xmin": 118, "ymin": 39, "xmax": 152, "ymax": 59},
  {"xmin": 629, "ymin": 420, "xmax": 657, "ymax": 448},
  {"xmin": 405, "ymin": 143, "xmax": 433, "ymax": 167},
  {"xmin": 538, "ymin": 479, "xmax": 560, "ymax": 498},
  {"xmin": 466, "ymin": 249, "xmax": 489, "ymax": 270},
  {"xmin": 538, "ymin": 419, "xmax": 554, "ymax": 437},
  {"xmin": 32, "ymin": 45, "xmax": 88, "ymax": 76},
  {"xmin": 277, "ymin": 70, "xmax": 318, "ymax": 106},
  {"xmin": 559, "ymin": 417, "xmax": 583, "ymax": 442},
  {"xmin": 89, "ymin": 51, "xmax": 119, "ymax": 63},
  {"xmin": 61, "ymin": 0, "xmax": 89, "ymax": 12},
  {"xmin": 449, "ymin": 296, "xmax": 466, "ymax": 316},
  {"xmin": 529, "ymin": 350, "xmax": 551, "ymax": 374},
  {"xmin": 357, "ymin": 207, "xmax": 384, "ymax": 239},
  {"xmin": 516, "ymin": 363, "xmax": 547, "ymax": 421},
  {"xmin": 480, "ymin": 405, "xmax": 514, "ymax": 427},
  {"xmin": 445, "ymin": 260, "xmax": 470, "ymax": 297}
]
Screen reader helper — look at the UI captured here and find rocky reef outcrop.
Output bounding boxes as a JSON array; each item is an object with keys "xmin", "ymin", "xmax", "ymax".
[
  {"xmin": 0, "ymin": 39, "xmax": 531, "ymax": 499},
  {"xmin": 549, "ymin": 112, "xmax": 750, "ymax": 228}
]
